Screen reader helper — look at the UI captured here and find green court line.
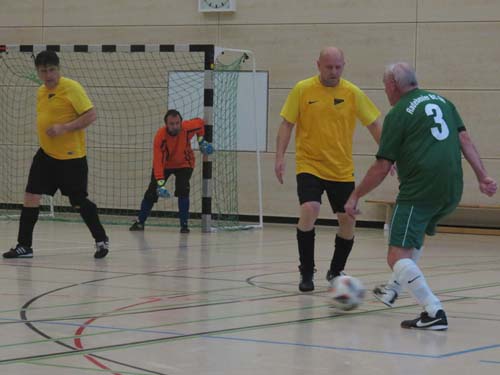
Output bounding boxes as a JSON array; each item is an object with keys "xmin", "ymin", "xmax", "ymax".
[
  {"xmin": 22, "ymin": 293, "xmax": 271, "ymax": 323},
  {"xmin": 0, "ymin": 295, "xmax": 473, "ymax": 363},
  {"xmin": 4, "ymin": 295, "xmax": 474, "ymax": 367},
  {"xmin": 1, "ymin": 293, "xmax": 321, "ymax": 349},
  {"xmin": 25, "ymin": 361, "xmax": 153, "ymax": 375},
  {"xmin": 0, "ymin": 307, "xmax": 389, "ymax": 365},
  {"xmin": 0, "ymin": 297, "xmax": 129, "ymax": 315},
  {"xmin": 3, "ymin": 271, "xmax": 498, "ymax": 329},
  {"xmin": 7, "ymin": 286, "xmax": 288, "ymax": 324},
  {"xmin": 1, "ymin": 262, "xmax": 498, "ymax": 363},
  {"xmin": 0, "ymin": 282, "xmax": 270, "ymax": 324},
  {"xmin": 3, "ymin": 280, "xmax": 500, "ymax": 351},
  {"xmin": 434, "ymin": 281, "xmax": 500, "ymax": 294},
  {"xmin": 2, "ymin": 293, "xmax": 494, "ymax": 366}
]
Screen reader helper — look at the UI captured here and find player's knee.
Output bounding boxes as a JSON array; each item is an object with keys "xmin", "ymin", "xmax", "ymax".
[
  {"xmin": 24, "ymin": 192, "xmax": 42, "ymax": 207},
  {"xmin": 387, "ymin": 247, "xmax": 411, "ymax": 270},
  {"xmin": 69, "ymin": 195, "xmax": 94, "ymax": 211},
  {"xmin": 300, "ymin": 201, "xmax": 320, "ymax": 216}
]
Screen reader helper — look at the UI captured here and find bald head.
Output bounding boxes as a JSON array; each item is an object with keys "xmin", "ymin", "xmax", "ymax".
[
  {"xmin": 383, "ymin": 62, "xmax": 418, "ymax": 105},
  {"xmin": 319, "ymin": 47, "xmax": 344, "ymax": 62},
  {"xmin": 317, "ymin": 47, "xmax": 345, "ymax": 87}
]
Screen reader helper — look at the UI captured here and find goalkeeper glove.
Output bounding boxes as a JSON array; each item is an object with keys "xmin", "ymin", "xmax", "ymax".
[
  {"xmin": 156, "ymin": 179, "xmax": 171, "ymax": 199},
  {"xmin": 198, "ymin": 137, "xmax": 214, "ymax": 155}
]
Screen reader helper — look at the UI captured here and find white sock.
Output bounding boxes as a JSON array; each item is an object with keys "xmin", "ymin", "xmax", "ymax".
[
  {"xmin": 385, "ymin": 247, "xmax": 423, "ymax": 295},
  {"xmin": 393, "ymin": 258, "xmax": 442, "ymax": 317}
]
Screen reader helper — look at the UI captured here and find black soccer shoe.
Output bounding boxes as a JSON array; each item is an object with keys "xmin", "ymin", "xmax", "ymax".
[
  {"xmin": 3, "ymin": 245, "xmax": 33, "ymax": 259},
  {"xmin": 129, "ymin": 221, "xmax": 144, "ymax": 231},
  {"xmin": 180, "ymin": 226, "xmax": 190, "ymax": 234},
  {"xmin": 299, "ymin": 274, "xmax": 314, "ymax": 292},
  {"xmin": 94, "ymin": 240, "xmax": 109, "ymax": 259},
  {"xmin": 298, "ymin": 266, "xmax": 314, "ymax": 292},
  {"xmin": 401, "ymin": 310, "xmax": 448, "ymax": 331},
  {"xmin": 326, "ymin": 270, "xmax": 346, "ymax": 283}
]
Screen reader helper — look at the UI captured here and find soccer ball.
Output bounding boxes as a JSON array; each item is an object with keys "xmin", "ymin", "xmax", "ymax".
[{"xmin": 329, "ymin": 275, "xmax": 365, "ymax": 311}]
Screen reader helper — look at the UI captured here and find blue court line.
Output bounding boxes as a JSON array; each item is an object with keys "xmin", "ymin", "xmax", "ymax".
[
  {"xmin": 201, "ymin": 335, "xmax": 500, "ymax": 364},
  {"xmin": 440, "ymin": 344, "xmax": 500, "ymax": 358},
  {"xmin": 203, "ymin": 335, "xmax": 500, "ymax": 360},
  {"xmin": 0, "ymin": 317, "xmax": 182, "ymax": 336},
  {"xmin": 200, "ymin": 335, "xmax": 437, "ymax": 358},
  {"xmin": 480, "ymin": 360, "xmax": 500, "ymax": 365},
  {"xmin": 3, "ymin": 317, "xmax": 500, "ymax": 360}
]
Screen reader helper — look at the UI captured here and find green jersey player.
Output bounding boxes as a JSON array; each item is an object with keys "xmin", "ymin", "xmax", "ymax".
[{"xmin": 345, "ymin": 62, "xmax": 497, "ymax": 330}]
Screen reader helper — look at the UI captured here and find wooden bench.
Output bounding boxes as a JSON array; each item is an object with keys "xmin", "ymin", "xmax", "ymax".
[{"xmin": 365, "ymin": 199, "xmax": 500, "ymax": 235}]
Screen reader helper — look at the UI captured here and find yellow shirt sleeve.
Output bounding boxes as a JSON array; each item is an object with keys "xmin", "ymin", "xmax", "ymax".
[
  {"xmin": 67, "ymin": 80, "xmax": 94, "ymax": 115},
  {"xmin": 354, "ymin": 86, "xmax": 380, "ymax": 126},
  {"xmin": 280, "ymin": 83, "xmax": 300, "ymax": 124}
]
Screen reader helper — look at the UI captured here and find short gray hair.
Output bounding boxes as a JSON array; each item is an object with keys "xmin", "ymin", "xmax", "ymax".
[{"xmin": 385, "ymin": 62, "xmax": 418, "ymax": 90}]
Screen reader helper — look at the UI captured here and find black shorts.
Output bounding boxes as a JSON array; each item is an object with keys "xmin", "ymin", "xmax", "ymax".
[
  {"xmin": 144, "ymin": 167, "xmax": 193, "ymax": 203},
  {"xmin": 26, "ymin": 148, "xmax": 88, "ymax": 197},
  {"xmin": 296, "ymin": 173, "xmax": 354, "ymax": 213}
]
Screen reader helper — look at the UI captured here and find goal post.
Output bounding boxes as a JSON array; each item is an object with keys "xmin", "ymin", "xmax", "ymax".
[{"xmin": 0, "ymin": 43, "xmax": 263, "ymax": 231}]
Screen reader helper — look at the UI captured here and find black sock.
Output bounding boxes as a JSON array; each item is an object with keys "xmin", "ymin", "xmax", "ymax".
[
  {"xmin": 78, "ymin": 199, "xmax": 107, "ymax": 243},
  {"xmin": 329, "ymin": 235, "xmax": 354, "ymax": 276},
  {"xmin": 297, "ymin": 228, "xmax": 315, "ymax": 274},
  {"xmin": 17, "ymin": 207, "xmax": 40, "ymax": 248}
]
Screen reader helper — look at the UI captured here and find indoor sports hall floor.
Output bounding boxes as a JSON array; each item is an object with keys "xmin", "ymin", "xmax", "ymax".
[{"xmin": 1, "ymin": 220, "xmax": 499, "ymax": 375}]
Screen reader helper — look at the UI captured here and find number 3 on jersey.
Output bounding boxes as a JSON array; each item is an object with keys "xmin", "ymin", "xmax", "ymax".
[{"xmin": 425, "ymin": 103, "xmax": 449, "ymax": 141}]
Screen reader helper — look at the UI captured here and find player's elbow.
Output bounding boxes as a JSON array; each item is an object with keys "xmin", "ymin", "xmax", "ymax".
[
  {"xmin": 85, "ymin": 108, "xmax": 97, "ymax": 124},
  {"xmin": 374, "ymin": 159, "xmax": 392, "ymax": 176}
]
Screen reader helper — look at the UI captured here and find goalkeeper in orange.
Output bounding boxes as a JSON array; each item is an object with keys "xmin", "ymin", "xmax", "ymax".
[{"xmin": 130, "ymin": 109, "xmax": 213, "ymax": 233}]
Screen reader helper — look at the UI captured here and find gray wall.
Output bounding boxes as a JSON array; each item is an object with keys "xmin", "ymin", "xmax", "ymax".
[{"xmin": 1, "ymin": 0, "xmax": 499, "ymax": 225}]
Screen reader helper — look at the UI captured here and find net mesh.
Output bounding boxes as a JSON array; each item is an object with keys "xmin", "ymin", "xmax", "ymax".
[{"xmin": 0, "ymin": 47, "xmax": 244, "ymax": 229}]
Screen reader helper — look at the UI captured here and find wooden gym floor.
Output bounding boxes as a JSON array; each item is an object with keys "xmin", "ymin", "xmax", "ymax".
[{"xmin": 1, "ymin": 220, "xmax": 499, "ymax": 374}]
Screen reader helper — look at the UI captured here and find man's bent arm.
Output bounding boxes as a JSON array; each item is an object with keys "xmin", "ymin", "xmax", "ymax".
[
  {"xmin": 366, "ymin": 117, "xmax": 382, "ymax": 145},
  {"xmin": 274, "ymin": 119, "xmax": 295, "ymax": 184}
]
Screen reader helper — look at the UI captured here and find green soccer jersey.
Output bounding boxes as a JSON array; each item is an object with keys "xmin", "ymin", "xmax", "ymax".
[{"xmin": 377, "ymin": 88, "xmax": 465, "ymax": 204}]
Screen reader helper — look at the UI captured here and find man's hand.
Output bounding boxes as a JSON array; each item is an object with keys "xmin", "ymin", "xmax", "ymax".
[
  {"xmin": 199, "ymin": 140, "xmax": 214, "ymax": 155},
  {"xmin": 344, "ymin": 195, "xmax": 361, "ymax": 220},
  {"xmin": 479, "ymin": 177, "xmax": 498, "ymax": 197},
  {"xmin": 156, "ymin": 179, "xmax": 171, "ymax": 199},
  {"xmin": 274, "ymin": 158, "xmax": 286, "ymax": 184},
  {"xmin": 389, "ymin": 163, "xmax": 398, "ymax": 177},
  {"xmin": 46, "ymin": 124, "xmax": 67, "ymax": 137}
]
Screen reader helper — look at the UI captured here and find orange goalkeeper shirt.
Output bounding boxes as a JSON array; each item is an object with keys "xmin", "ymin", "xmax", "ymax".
[{"xmin": 152, "ymin": 118, "xmax": 205, "ymax": 180}]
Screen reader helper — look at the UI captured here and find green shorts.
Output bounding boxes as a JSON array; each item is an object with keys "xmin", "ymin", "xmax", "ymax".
[{"xmin": 389, "ymin": 200, "xmax": 459, "ymax": 249}]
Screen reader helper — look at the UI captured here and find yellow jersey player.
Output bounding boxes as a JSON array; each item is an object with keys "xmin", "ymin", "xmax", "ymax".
[
  {"xmin": 3, "ymin": 50, "xmax": 109, "ymax": 259},
  {"xmin": 275, "ymin": 47, "xmax": 382, "ymax": 292}
]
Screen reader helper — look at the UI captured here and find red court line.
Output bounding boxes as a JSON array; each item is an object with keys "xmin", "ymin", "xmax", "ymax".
[{"xmin": 73, "ymin": 297, "xmax": 162, "ymax": 374}]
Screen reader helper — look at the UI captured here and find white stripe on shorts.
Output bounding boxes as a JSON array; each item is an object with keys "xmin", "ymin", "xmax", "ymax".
[
  {"xmin": 402, "ymin": 205, "xmax": 414, "ymax": 247},
  {"xmin": 389, "ymin": 204, "xmax": 399, "ymax": 238}
]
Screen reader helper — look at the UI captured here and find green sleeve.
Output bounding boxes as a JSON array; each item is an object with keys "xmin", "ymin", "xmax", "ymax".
[
  {"xmin": 450, "ymin": 101, "xmax": 466, "ymax": 132},
  {"xmin": 376, "ymin": 111, "xmax": 404, "ymax": 162}
]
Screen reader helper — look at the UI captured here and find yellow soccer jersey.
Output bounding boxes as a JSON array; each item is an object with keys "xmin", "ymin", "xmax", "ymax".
[
  {"xmin": 280, "ymin": 76, "xmax": 380, "ymax": 181},
  {"xmin": 37, "ymin": 77, "xmax": 94, "ymax": 160}
]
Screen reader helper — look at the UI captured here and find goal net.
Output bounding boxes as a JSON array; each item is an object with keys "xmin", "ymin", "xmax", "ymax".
[{"xmin": 0, "ymin": 44, "xmax": 262, "ymax": 231}]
